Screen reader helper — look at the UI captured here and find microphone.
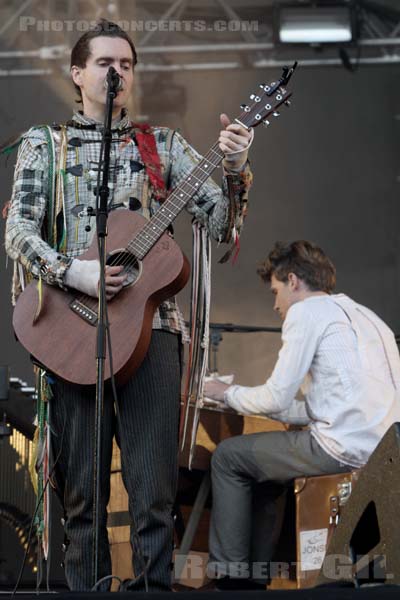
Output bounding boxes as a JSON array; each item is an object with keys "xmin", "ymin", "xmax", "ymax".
[{"xmin": 105, "ymin": 66, "xmax": 123, "ymax": 92}]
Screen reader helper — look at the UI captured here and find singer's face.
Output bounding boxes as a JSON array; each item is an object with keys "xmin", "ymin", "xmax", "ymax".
[{"xmin": 71, "ymin": 36, "xmax": 134, "ymax": 117}]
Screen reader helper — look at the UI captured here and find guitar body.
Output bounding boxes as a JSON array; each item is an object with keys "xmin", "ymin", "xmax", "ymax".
[{"xmin": 13, "ymin": 209, "xmax": 190, "ymax": 386}]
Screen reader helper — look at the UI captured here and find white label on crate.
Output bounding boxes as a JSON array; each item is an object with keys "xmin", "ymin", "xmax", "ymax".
[{"xmin": 300, "ymin": 528, "xmax": 328, "ymax": 572}]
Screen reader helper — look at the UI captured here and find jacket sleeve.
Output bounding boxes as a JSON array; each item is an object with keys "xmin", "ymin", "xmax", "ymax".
[
  {"xmin": 225, "ymin": 303, "xmax": 321, "ymax": 418},
  {"xmin": 5, "ymin": 128, "xmax": 72, "ymax": 288},
  {"xmin": 168, "ymin": 130, "xmax": 252, "ymax": 243},
  {"xmin": 267, "ymin": 399, "xmax": 312, "ymax": 425}
]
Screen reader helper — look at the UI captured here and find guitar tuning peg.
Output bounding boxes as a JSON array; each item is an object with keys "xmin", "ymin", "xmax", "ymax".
[
  {"xmin": 273, "ymin": 111, "xmax": 280, "ymax": 117},
  {"xmin": 285, "ymin": 100, "xmax": 291, "ymax": 107},
  {"xmin": 240, "ymin": 103, "xmax": 248, "ymax": 110},
  {"xmin": 259, "ymin": 83, "xmax": 266, "ymax": 88},
  {"xmin": 263, "ymin": 120, "xmax": 270, "ymax": 127}
]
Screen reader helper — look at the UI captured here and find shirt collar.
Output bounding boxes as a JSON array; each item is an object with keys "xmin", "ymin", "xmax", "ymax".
[{"xmin": 71, "ymin": 108, "xmax": 131, "ymax": 131}]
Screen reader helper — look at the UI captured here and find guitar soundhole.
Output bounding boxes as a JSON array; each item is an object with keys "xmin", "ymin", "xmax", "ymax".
[{"xmin": 107, "ymin": 250, "xmax": 142, "ymax": 287}]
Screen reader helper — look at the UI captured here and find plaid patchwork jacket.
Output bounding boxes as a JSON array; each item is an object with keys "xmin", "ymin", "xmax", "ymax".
[{"xmin": 5, "ymin": 110, "xmax": 252, "ymax": 337}]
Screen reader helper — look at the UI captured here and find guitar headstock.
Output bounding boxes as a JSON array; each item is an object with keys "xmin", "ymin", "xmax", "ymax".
[{"xmin": 236, "ymin": 62, "xmax": 297, "ymax": 130}]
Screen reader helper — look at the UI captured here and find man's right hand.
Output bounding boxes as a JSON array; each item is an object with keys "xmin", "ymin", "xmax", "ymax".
[
  {"xmin": 104, "ymin": 265, "xmax": 127, "ymax": 300},
  {"xmin": 204, "ymin": 379, "xmax": 231, "ymax": 403},
  {"xmin": 65, "ymin": 259, "xmax": 127, "ymax": 300}
]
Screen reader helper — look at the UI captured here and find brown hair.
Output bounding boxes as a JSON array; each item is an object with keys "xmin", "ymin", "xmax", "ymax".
[
  {"xmin": 257, "ymin": 240, "xmax": 336, "ymax": 293},
  {"xmin": 70, "ymin": 19, "xmax": 137, "ymax": 102}
]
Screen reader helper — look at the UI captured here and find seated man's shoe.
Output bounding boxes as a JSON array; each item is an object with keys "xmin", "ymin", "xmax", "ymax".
[
  {"xmin": 195, "ymin": 575, "xmax": 268, "ymax": 591},
  {"xmin": 215, "ymin": 576, "xmax": 266, "ymax": 591},
  {"xmin": 194, "ymin": 578, "xmax": 219, "ymax": 592}
]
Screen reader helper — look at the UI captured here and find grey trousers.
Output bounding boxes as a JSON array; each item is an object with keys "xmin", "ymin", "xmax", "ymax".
[
  {"xmin": 49, "ymin": 331, "xmax": 181, "ymax": 591},
  {"xmin": 209, "ymin": 429, "xmax": 353, "ymax": 580}
]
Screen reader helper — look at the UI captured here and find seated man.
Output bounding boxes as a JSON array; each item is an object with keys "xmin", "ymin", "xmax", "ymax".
[{"xmin": 204, "ymin": 239, "xmax": 400, "ymax": 589}]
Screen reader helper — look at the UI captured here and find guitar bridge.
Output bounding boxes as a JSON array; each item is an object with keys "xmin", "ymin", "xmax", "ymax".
[{"xmin": 69, "ymin": 299, "xmax": 98, "ymax": 326}]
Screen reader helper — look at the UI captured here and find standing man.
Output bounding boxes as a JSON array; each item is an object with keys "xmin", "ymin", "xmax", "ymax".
[
  {"xmin": 5, "ymin": 20, "xmax": 253, "ymax": 591},
  {"xmin": 205, "ymin": 240, "xmax": 400, "ymax": 589}
]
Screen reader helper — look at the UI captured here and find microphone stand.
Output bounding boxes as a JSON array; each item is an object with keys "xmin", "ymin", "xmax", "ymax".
[{"xmin": 92, "ymin": 68, "xmax": 119, "ymax": 587}]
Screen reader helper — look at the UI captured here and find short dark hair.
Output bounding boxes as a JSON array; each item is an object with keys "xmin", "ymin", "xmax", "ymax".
[
  {"xmin": 70, "ymin": 19, "xmax": 137, "ymax": 102},
  {"xmin": 257, "ymin": 240, "xmax": 336, "ymax": 293}
]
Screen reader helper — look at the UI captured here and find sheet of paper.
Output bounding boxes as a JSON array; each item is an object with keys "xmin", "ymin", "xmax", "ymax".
[{"xmin": 300, "ymin": 528, "xmax": 328, "ymax": 572}]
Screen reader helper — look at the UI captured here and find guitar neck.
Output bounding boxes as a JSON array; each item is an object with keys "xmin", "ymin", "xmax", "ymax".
[
  {"xmin": 127, "ymin": 140, "xmax": 225, "ymax": 260},
  {"xmin": 127, "ymin": 63, "xmax": 298, "ymax": 260}
]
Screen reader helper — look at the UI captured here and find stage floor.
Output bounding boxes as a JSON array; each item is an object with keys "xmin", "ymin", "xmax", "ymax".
[{"xmin": 1, "ymin": 584, "xmax": 400, "ymax": 599}]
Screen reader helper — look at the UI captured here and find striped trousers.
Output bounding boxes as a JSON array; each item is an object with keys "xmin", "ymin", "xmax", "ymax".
[{"xmin": 49, "ymin": 331, "xmax": 181, "ymax": 591}]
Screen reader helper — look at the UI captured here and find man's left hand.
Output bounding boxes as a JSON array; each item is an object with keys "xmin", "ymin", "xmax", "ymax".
[
  {"xmin": 204, "ymin": 379, "xmax": 231, "ymax": 403},
  {"xmin": 219, "ymin": 113, "xmax": 253, "ymax": 171}
]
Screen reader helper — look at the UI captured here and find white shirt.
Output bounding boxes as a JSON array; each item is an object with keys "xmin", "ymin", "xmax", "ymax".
[{"xmin": 225, "ymin": 294, "xmax": 400, "ymax": 467}]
